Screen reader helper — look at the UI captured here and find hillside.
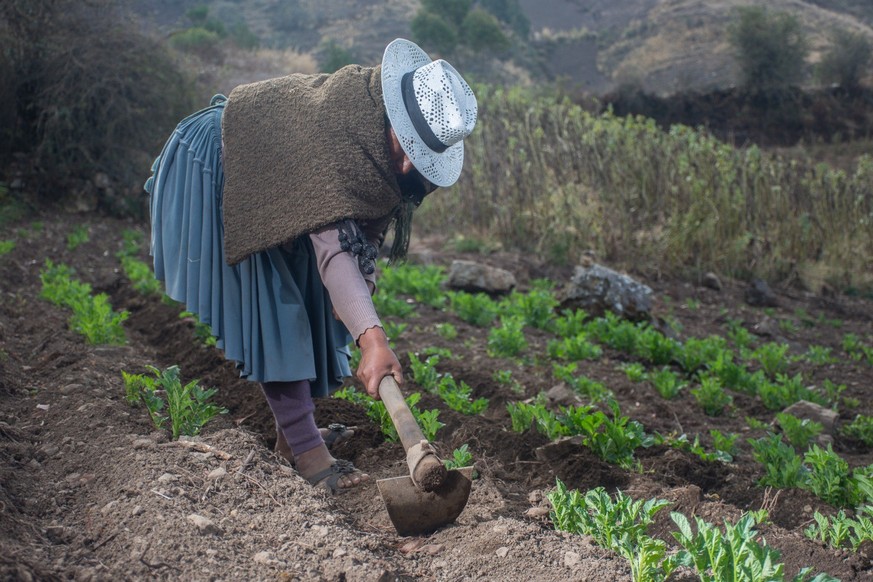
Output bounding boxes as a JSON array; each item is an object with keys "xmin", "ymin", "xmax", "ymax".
[
  {"xmin": 523, "ymin": 0, "xmax": 873, "ymax": 94},
  {"xmin": 128, "ymin": 0, "xmax": 873, "ymax": 95}
]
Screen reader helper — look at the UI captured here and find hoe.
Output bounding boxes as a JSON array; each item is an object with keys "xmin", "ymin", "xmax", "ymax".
[{"xmin": 375, "ymin": 376, "xmax": 473, "ymax": 536}]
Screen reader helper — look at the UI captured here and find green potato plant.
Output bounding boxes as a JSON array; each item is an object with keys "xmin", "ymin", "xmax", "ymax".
[
  {"xmin": 548, "ymin": 481, "xmax": 677, "ymax": 582},
  {"xmin": 671, "ymin": 511, "xmax": 836, "ymax": 582},
  {"xmin": 40, "ymin": 260, "xmax": 128, "ymax": 345},
  {"xmin": 805, "ymin": 506, "xmax": 873, "ymax": 551},
  {"xmin": 122, "ymin": 365, "xmax": 227, "ymax": 439}
]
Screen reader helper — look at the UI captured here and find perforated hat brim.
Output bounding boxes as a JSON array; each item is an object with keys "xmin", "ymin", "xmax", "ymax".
[{"xmin": 382, "ymin": 39, "xmax": 475, "ymax": 188}]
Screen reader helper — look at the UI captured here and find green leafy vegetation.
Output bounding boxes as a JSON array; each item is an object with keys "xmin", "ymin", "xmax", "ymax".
[
  {"xmin": 552, "ymin": 363, "xmax": 612, "ymax": 403},
  {"xmin": 40, "ymin": 260, "xmax": 128, "ymax": 345},
  {"xmin": 0, "ymin": 240, "xmax": 14, "ymax": 255},
  {"xmin": 448, "ymin": 291, "xmax": 499, "ymax": 327},
  {"xmin": 546, "ymin": 333, "xmax": 603, "ymax": 361},
  {"xmin": 179, "ymin": 311, "xmax": 217, "ymax": 347},
  {"xmin": 492, "ymin": 369, "xmax": 524, "ymax": 394},
  {"xmin": 776, "ymin": 412, "xmax": 823, "ymax": 450},
  {"xmin": 378, "ymin": 263, "xmax": 446, "ymax": 309},
  {"xmin": 333, "ymin": 387, "xmax": 443, "ymax": 442},
  {"xmin": 548, "ymin": 482, "xmax": 676, "ymax": 582},
  {"xmin": 487, "ymin": 316, "xmax": 528, "ymax": 358},
  {"xmin": 444, "ymin": 444, "xmax": 474, "ymax": 471},
  {"xmin": 319, "ymin": 39, "xmax": 354, "ymax": 73},
  {"xmin": 805, "ymin": 507, "xmax": 873, "ymax": 551},
  {"xmin": 507, "ymin": 400, "xmax": 650, "ymax": 468},
  {"xmin": 816, "ymin": 28, "xmax": 872, "ymax": 90},
  {"xmin": 435, "ymin": 322, "xmax": 458, "ymax": 340},
  {"xmin": 728, "ymin": 6, "xmax": 808, "ymax": 95},
  {"xmin": 649, "ymin": 367, "xmax": 687, "ymax": 400},
  {"xmin": 841, "ymin": 414, "xmax": 873, "ymax": 446},
  {"xmin": 66, "ymin": 225, "xmax": 89, "ymax": 250},
  {"xmin": 412, "ymin": 0, "xmax": 512, "ymax": 56},
  {"xmin": 122, "ymin": 365, "xmax": 226, "ymax": 439},
  {"xmin": 692, "ymin": 376, "xmax": 733, "ymax": 417},
  {"xmin": 750, "ymin": 433, "xmax": 873, "ymax": 508},
  {"xmin": 671, "ymin": 511, "xmax": 833, "ymax": 582}
]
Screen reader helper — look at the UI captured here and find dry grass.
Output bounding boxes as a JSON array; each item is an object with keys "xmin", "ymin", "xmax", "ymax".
[{"xmin": 415, "ymin": 85, "xmax": 873, "ymax": 292}]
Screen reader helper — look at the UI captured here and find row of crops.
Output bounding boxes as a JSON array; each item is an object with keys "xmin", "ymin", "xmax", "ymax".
[{"xmin": 7, "ymin": 223, "xmax": 873, "ymax": 581}]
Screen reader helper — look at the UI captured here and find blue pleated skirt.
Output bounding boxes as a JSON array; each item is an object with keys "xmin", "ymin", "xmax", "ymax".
[{"xmin": 144, "ymin": 96, "xmax": 352, "ymax": 395}]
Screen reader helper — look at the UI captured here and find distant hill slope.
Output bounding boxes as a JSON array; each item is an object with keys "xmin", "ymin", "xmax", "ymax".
[
  {"xmin": 129, "ymin": 0, "xmax": 873, "ymax": 95},
  {"xmin": 521, "ymin": 0, "xmax": 873, "ymax": 94}
]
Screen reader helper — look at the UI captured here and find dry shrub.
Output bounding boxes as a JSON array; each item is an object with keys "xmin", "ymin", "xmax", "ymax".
[
  {"xmin": 0, "ymin": 0, "xmax": 195, "ymax": 214},
  {"xmin": 416, "ymin": 85, "xmax": 873, "ymax": 291},
  {"xmin": 209, "ymin": 48, "xmax": 318, "ymax": 93}
]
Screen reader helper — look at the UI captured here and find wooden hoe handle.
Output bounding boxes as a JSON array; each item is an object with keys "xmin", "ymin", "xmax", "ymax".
[{"xmin": 378, "ymin": 376, "xmax": 447, "ymax": 491}]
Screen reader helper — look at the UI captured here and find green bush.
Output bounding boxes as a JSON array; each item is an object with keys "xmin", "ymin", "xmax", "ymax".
[
  {"xmin": 487, "ymin": 316, "xmax": 528, "ymax": 358},
  {"xmin": 319, "ymin": 40, "xmax": 354, "ymax": 74},
  {"xmin": 411, "ymin": 11, "xmax": 459, "ymax": 55},
  {"xmin": 817, "ymin": 28, "xmax": 871, "ymax": 89},
  {"xmin": 461, "ymin": 9, "xmax": 509, "ymax": 53},
  {"xmin": 728, "ymin": 6, "xmax": 808, "ymax": 94},
  {"xmin": 169, "ymin": 27, "xmax": 221, "ymax": 57}
]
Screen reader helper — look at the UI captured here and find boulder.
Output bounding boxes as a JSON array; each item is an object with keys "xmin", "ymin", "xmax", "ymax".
[
  {"xmin": 559, "ymin": 263, "xmax": 653, "ymax": 320},
  {"xmin": 782, "ymin": 401, "xmax": 839, "ymax": 435},
  {"xmin": 447, "ymin": 260, "xmax": 516, "ymax": 294},
  {"xmin": 745, "ymin": 279, "xmax": 778, "ymax": 307}
]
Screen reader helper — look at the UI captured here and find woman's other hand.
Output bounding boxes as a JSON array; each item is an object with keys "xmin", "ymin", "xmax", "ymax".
[{"xmin": 356, "ymin": 327, "xmax": 402, "ymax": 399}]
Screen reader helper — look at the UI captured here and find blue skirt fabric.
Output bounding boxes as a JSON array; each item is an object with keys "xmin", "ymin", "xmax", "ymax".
[{"xmin": 145, "ymin": 96, "xmax": 352, "ymax": 395}]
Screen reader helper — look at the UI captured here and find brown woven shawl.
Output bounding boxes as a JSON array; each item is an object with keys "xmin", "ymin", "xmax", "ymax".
[{"xmin": 221, "ymin": 65, "xmax": 402, "ymax": 266}]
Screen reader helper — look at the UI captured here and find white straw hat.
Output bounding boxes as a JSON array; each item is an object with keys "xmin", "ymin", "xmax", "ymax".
[{"xmin": 381, "ymin": 38, "xmax": 478, "ymax": 188}]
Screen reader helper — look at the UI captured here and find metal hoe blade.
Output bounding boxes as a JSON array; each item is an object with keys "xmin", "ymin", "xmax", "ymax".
[{"xmin": 376, "ymin": 467, "xmax": 474, "ymax": 536}]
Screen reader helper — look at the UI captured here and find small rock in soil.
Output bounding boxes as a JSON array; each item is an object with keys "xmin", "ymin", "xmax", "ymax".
[
  {"xmin": 45, "ymin": 525, "xmax": 69, "ymax": 544},
  {"xmin": 131, "ymin": 505, "xmax": 144, "ymax": 516},
  {"xmin": 187, "ymin": 514, "xmax": 221, "ymax": 536},
  {"xmin": 781, "ymin": 401, "xmax": 839, "ymax": 435},
  {"xmin": 253, "ymin": 551, "xmax": 276, "ymax": 565},
  {"xmin": 495, "ymin": 547, "xmax": 510, "ymax": 558},
  {"xmin": 399, "ymin": 539, "xmax": 425, "ymax": 554},
  {"xmin": 528, "ymin": 490, "xmax": 543, "ymax": 504},
  {"xmin": 418, "ymin": 544, "xmax": 443, "ymax": 556},
  {"xmin": 544, "ymin": 383, "xmax": 581, "ymax": 407},
  {"xmin": 131, "ymin": 439, "xmax": 153, "ymax": 450},
  {"xmin": 564, "ymin": 551, "xmax": 581, "ymax": 567},
  {"xmin": 524, "ymin": 507, "xmax": 550, "ymax": 519},
  {"xmin": 447, "ymin": 260, "xmax": 517, "ymax": 294},
  {"xmin": 60, "ymin": 383, "xmax": 82, "ymax": 395},
  {"xmin": 745, "ymin": 279, "xmax": 778, "ymax": 307},
  {"xmin": 207, "ymin": 467, "xmax": 227, "ymax": 480},
  {"xmin": 702, "ymin": 272, "xmax": 722, "ymax": 291},
  {"xmin": 157, "ymin": 473, "xmax": 177, "ymax": 484}
]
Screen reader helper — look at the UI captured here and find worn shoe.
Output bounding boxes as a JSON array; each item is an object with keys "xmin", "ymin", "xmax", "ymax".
[
  {"xmin": 306, "ymin": 459, "xmax": 369, "ymax": 494},
  {"xmin": 274, "ymin": 424, "xmax": 356, "ymax": 464}
]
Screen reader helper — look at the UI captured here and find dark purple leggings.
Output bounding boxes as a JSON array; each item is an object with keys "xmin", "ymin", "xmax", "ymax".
[{"xmin": 261, "ymin": 380, "xmax": 322, "ymax": 455}]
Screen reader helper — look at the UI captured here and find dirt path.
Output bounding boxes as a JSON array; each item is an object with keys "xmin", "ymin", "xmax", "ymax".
[{"xmin": 1, "ymin": 213, "xmax": 871, "ymax": 580}]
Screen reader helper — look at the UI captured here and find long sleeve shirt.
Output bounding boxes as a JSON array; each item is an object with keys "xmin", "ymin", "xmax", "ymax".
[{"xmin": 308, "ymin": 223, "xmax": 383, "ymax": 343}]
